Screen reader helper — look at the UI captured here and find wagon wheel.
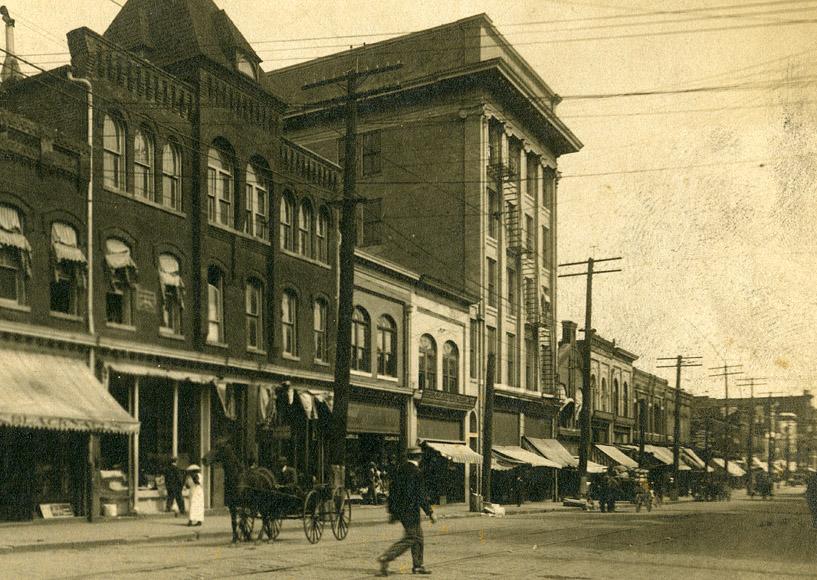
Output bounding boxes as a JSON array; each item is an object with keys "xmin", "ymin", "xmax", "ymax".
[
  {"xmin": 303, "ymin": 489, "xmax": 325, "ymax": 544},
  {"xmin": 238, "ymin": 506, "xmax": 256, "ymax": 542},
  {"xmin": 260, "ymin": 514, "xmax": 283, "ymax": 542},
  {"xmin": 330, "ymin": 488, "xmax": 351, "ymax": 540}
]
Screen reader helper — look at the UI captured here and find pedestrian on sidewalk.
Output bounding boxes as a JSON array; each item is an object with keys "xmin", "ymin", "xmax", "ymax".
[
  {"xmin": 805, "ymin": 470, "xmax": 817, "ymax": 529},
  {"xmin": 186, "ymin": 464, "xmax": 204, "ymax": 527},
  {"xmin": 377, "ymin": 446, "xmax": 435, "ymax": 576},
  {"xmin": 164, "ymin": 457, "xmax": 185, "ymax": 517}
]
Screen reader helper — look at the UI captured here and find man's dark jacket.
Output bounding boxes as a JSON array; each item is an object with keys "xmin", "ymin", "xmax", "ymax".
[
  {"xmin": 387, "ymin": 460, "xmax": 433, "ymax": 525},
  {"xmin": 164, "ymin": 464, "xmax": 183, "ymax": 492}
]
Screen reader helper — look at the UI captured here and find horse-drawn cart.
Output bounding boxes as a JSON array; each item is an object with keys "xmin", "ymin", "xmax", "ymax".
[{"xmin": 236, "ymin": 469, "xmax": 352, "ymax": 544}]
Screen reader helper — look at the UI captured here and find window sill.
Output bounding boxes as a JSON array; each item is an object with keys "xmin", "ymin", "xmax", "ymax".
[
  {"xmin": 282, "ymin": 352, "xmax": 300, "ymax": 361},
  {"xmin": 208, "ymin": 221, "xmax": 271, "ymax": 246},
  {"xmin": 206, "ymin": 341, "xmax": 229, "ymax": 349},
  {"xmin": 159, "ymin": 329, "xmax": 185, "ymax": 341},
  {"xmin": 106, "ymin": 188, "xmax": 185, "ymax": 218},
  {"xmin": 350, "ymin": 369, "xmax": 373, "ymax": 378},
  {"xmin": 0, "ymin": 300, "xmax": 31, "ymax": 313},
  {"xmin": 280, "ymin": 249, "xmax": 332, "ymax": 270},
  {"xmin": 314, "ymin": 359, "xmax": 331, "ymax": 367},
  {"xmin": 376, "ymin": 374, "xmax": 399, "ymax": 382},
  {"xmin": 247, "ymin": 347, "xmax": 267, "ymax": 356},
  {"xmin": 49, "ymin": 311, "xmax": 83, "ymax": 322},
  {"xmin": 106, "ymin": 322, "xmax": 136, "ymax": 331}
]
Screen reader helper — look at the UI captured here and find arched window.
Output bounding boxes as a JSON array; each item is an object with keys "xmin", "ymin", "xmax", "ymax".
[
  {"xmin": 0, "ymin": 205, "xmax": 30, "ymax": 306},
  {"xmin": 351, "ymin": 307, "xmax": 370, "ymax": 372},
  {"xmin": 50, "ymin": 221, "xmax": 86, "ymax": 315},
  {"xmin": 298, "ymin": 200, "xmax": 314, "ymax": 258},
  {"xmin": 280, "ymin": 192, "xmax": 296, "ymax": 252},
  {"xmin": 134, "ymin": 129, "xmax": 155, "ymax": 201},
  {"xmin": 316, "ymin": 207, "xmax": 330, "ymax": 263},
  {"xmin": 377, "ymin": 315, "xmax": 397, "ymax": 377},
  {"xmin": 601, "ymin": 378, "xmax": 608, "ymax": 412},
  {"xmin": 313, "ymin": 298, "xmax": 328, "ymax": 363},
  {"xmin": 104, "ymin": 238, "xmax": 137, "ymax": 326},
  {"xmin": 281, "ymin": 289, "xmax": 298, "ymax": 356},
  {"xmin": 103, "ymin": 114, "xmax": 125, "ymax": 191},
  {"xmin": 207, "ymin": 265, "xmax": 225, "ymax": 344},
  {"xmin": 244, "ymin": 164, "xmax": 268, "ymax": 240},
  {"xmin": 161, "ymin": 142, "xmax": 182, "ymax": 211},
  {"xmin": 245, "ymin": 278, "xmax": 263, "ymax": 351},
  {"xmin": 207, "ymin": 146, "xmax": 233, "ymax": 227},
  {"xmin": 613, "ymin": 378, "xmax": 620, "ymax": 416},
  {"xmin": 418, "ymin": 334, "xmax": 437, "ymax": 390},
  {"xmin": 159, "ymin": 253, "xmax": 183, "ymax": 336},
  {"xmin": 442, "ymin": 341, "xmax": 459, "ymax": 393}
]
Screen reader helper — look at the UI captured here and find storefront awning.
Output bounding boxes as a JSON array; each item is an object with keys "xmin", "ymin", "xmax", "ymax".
[
  {"xmin": 105, "ymin": 361, "xmax": 219, "ymax": 384},
  {"xmin": 523, "ymin": 437, "xmax": 577, "ymax": 468},
  {"xmin": 595, "ymin": 444, "xmax": 638, "ymax": 469},
  {"xmin": 681, "ymin": 447, "xmax": 707, "ymax": 470},
  {"xmin": 0, "ymin": 350, "xmax": 139, "ymax": 434},
  {"xmin": 710, "ymin": 458, "xmax": 746, "ymax": 477},
  {"xmin": 424, "ymin": 441, "xmax": 482, "ymax": 465},
  {"xmin": 493, "ymin": 446, "xmax": 560, "ymax": 468}
]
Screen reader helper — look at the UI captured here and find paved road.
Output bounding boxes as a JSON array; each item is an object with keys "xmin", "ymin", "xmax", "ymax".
[{"xmin": 5, "ymin": 491, "xmax": 815, "ymax": 579}]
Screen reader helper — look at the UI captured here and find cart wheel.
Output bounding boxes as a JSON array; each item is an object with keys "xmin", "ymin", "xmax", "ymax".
[
  {"xmin": 303, "ymin": 490, "xmax": 324, "ymax": 544},
  {"xmin": 238, "ymin": 507, "xmax": 255, "ymax": 542},
  {"xmin": 330, "ymin": 488, "xmax": 352, "ymax": 540},
  {"xmin": 261, "ymin": 515, "xmax": 283, "ymax": 542}
]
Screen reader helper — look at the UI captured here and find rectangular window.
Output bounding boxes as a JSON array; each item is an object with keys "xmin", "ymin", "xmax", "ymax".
[
  {"xmin": 362, "ymin": 131, "xmax": 381, "ymax": 176},
  {"xmin": 282, "ymin": 291, "xmax": 298, "ymax": 357},
  {"xmin": 106, "ymin": 273, "xmax": 132, "ymax": 326},
  {"xmin": 541, "ymin": 226, "xmax": 549, "ymax": 269},
  {"xmin": 525, "ymin": 336, "xmax": 536, "ymax": 391},
  {"xmin": 525, "ymin": 214, "xmax": 535, "ymax": 253},
  {"xmin": 314, "ymin": 300, "xmax": 327, "ymax": 363},
  {"xmin": 161, "ymin": 286, "xmax": 182, "ymax": 335},
  {"xmin": 507, "ymin": 266, "xmax": 517, "ymax": 317},
  {"xmin": 487, "ymin": 258, "xmax": 497, "ymax": 308},
  {"xmin": 526, "ymin": 154, "xmax": 538, "ymax": 199},
  {"xmin": 0, "ymin": 248, "xmax": 23, "ymax": 304},
  {"xmin": 469, "ymin": 319, "xmax": 478, "ymax": 379},
  {"xmin": 543, "ymin": 167, "xmax": 555, "ymax": 210},
  {"xmin": 506, "ymin": 333, "xmax": 517, "ymax": 387},
  {"xmin": 207, "ymin": 168, "xmax": 217, "ymax": 222},
  {"xmin": 487, "ymin": 189, "xmax": 499, "ymax": 239},
  {"xmin": 50, "ymin": 270, "xmax": 77, "ymax": 315},
  {"xmin": 218, "ymin": 173, "xmax": 232, "ymax": 226},
  {"xmin": 488, "ymin": 123, "xmax": 502, "ymax": 168},
  {"xmin": 508, "ymin": 138, "xmax": 521, "ymax": 184},
  {"xmin": 487, "ymin": 325, "xmax": 497, "ymax": 361},
  {"xmin": 246, "ymin": 282, "xmax": 262, "ymax": 350}
]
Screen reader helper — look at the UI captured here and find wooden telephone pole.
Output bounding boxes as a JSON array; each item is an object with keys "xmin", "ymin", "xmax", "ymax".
[
  {"xmin": 735, "ymin": 377, "xmax": 767, "ymax": 495},
  {"xmin": 302, "ymin": 59, "xmax": 402, "ymax": 488},
  {"xmin": 558, "ymin": 256, "xmax": 622, "ymax": 496},
  {"xmin": 656, "ymin": 355, "xmax": 702, "ymax": 500},
  {"xmin": 709, "ymin": 364, "xmax": 743, "ymax": 478}
]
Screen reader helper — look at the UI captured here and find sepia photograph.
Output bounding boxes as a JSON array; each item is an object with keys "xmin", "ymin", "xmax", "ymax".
[{"xmin": 0, "ymin": 0, "xmax": 815, "ymax": 577}]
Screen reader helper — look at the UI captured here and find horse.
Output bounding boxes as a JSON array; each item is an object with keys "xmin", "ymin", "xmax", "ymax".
[{"xmin": 203, "ymin": 438, "xmax": 277, "ymax": 543}]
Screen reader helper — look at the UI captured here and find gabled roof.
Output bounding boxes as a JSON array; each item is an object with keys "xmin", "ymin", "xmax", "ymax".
[{"xmin": 104, "ymin": 0, "xmax": 261, "ymax": 71}]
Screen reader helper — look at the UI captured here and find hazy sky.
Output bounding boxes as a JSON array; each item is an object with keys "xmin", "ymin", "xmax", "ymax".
[{"xmin": 5, "ymin": 0, "xmax": 817, "ymax": 398}]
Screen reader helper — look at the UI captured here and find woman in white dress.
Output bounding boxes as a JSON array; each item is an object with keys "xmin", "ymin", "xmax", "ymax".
[{"xmin": 186, "ymin": 464, "xmax": 205, "ymax": 526}]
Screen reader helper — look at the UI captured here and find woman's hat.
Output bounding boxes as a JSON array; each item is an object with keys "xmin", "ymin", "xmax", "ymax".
[{"xmin": 186, "ymin": 464, "xmax": 201, "ymax": 472}]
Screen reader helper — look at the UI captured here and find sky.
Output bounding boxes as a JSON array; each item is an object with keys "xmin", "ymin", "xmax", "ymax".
[{"xmin": 4, "ymin": 0, "xmax": 817, "ymax": 399}]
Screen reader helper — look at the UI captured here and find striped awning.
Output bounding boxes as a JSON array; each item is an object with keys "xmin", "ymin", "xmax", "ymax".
[
  {"xmin": 425, "ymin": 441, "xmax": 482, "ymax": 464},
  {"xmin": 0, "ymin": 350, "xmax": 139, "ymax": 434},
  {"xmin": 493, "ymin": 446, "xmax": 560, "ymax": 468},
  {"xmin": 595, "ymin": 444, "xmax": 638, "ymax": 469}
]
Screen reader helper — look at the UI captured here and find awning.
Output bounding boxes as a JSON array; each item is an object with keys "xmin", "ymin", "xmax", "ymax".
[
  {"xmin": 105, "ymin": 361, "xmax": 219, "ymax": 384},
  {"xmin": 523, "ymin": 437, "xmax": 577, "ymax": 468},
  {"xmin": 752, "ymin": 457, "xmax": 769, "ymax": 472},
  {"xmin": 51, "ymin": 223, "xmax": 87, "ymax": 264},
  {"xmin": 681, "ymin": 447, "xmax": 707, "ymax": 470},
  {"xmin": 595, "ymin": 444, "xmax": 638, "ymax": 469},
  {"xmin": 0, "ymin": 350, "xmax": 139, "ymax": 434},
  {"xmin": 710, "ymin": 458, "xmax": 746, "ymax": 477},
  {"xmin": 493, "ymin": 446, "xmax": 560, "ymax": 468},
  {"xmin": 425, "ymin": 441, "xmax": 482, "ymax": 465}
]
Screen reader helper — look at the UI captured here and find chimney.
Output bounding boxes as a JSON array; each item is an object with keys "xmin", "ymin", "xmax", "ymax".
[
  {"xmin": 1, "ymin": 6, "xmax": 22, "ymax": 84},
  {"xmin": 561, "ymin": 320, "xmax": 577, "ymax": 346}
]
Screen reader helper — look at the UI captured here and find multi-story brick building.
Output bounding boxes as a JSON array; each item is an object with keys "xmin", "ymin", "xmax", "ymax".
[{"xmin": 267, "ymin": 15, "xmax": 582, "ymax": 489}]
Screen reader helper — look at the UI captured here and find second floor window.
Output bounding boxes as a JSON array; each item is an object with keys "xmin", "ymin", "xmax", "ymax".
[
  {"xmin": 351, "ymin": 307, "xmax": 370, "ymax": 372},
  {"xmin": 159, "ymin": 253, "xmax": 183, "ymax": 336},
  {"xmin": 50, "ymin": 222, "xmax": 86, "ymax": 316},
  {"xmin": 244, "ymin": 165, "xmax": 268, "ymax": 240},
  {"xmin": 314, "ymin": 298, "xmax": 328, "ymax": 363},
  {"xmin": 161, "ymin": 143, "xmax": 182, "ymax": 211},
  {"xmin": 0, "ymin": 205, "xmax": 30, "ymax": 306},
  {"xmin": 377, "ymin": 315, "xmax": 397, "ymax": 377},
  {"xmin": 207, "ymin": 266, "xmax": 224, "ymax": 344},
  {"xmin": 245, "ymin": 279, "xmax": 263, "ymax": 351},
  {"xmin": 104, "ymin": 238, "xmax": 136, "ymax": 326},
  {"xmin": 134, "ymin": 129, "xmax": 155, "ymax": 201},
  {"xmin": 442, "ymin": 341, "xmax": 459, "ymax": 393},
  {"xmin": 316, "ymin": 208, "xmax": 330, "ymax": 263},
  {"xmin": 281, "ymin": 290, "xmax": 298, "ymax": 356},
  {"xmin": 280, "ymin": 193, "xmax": 295, "ymax": 252},
  {"xmin": 418, "ymin": 334, "xmax": 437, "ymax": 390},
  {"xmin": 525, "ymin": 336, "xmax": 536, "ymax": 391},
  {"xmin": 298, "ymin": 201, "xmax": 313, "ymax": 258},
  {"xmin": 362, "ymin": 131, "xmax": 381, "ymax": 176},
  {"xmin": 207, "ymin": 147, "xmax": 233, "ymax": 227},
  {"xmin": 103, "ymin": 114, "xmax": 125, "ymax": 191},
  {"xmin": 506, "ymin": 333, "xmax": 517, "ymax": 387}
]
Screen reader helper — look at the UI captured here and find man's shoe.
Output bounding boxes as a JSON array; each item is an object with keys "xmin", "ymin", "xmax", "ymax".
[
  {"xmin": 412, "ymin": 567, "xmax": 432, "ymax": 575},
  {"xmin": 375, "ymin": 558, "xmax": 389, "ymax": 577}
]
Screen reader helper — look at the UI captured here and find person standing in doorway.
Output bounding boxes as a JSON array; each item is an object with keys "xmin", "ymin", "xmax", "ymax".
[
  {"xmin": 377, "ymin": 447, "xmax": 435, "ymax": 576},
  {"xmin": 164, "ymin": 457, "xmax": 185, "ymax": 516},
  {"xmin": 186, "ymin": 464, "xmax": 204, "ymax": 526}
]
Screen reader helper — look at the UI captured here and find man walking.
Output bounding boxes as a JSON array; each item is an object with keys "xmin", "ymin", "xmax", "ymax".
[
  {"xmin": 164, "ymin": 457, "xmax": 185, "ymax": 516},
  {"xmin": 377, "ymin": 446, "xmax": 435, "ymax": 576}
]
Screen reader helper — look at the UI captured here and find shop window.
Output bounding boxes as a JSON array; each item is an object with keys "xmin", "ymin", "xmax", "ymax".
[
  {"xmin": 207, "ymin": 146, "xmax": 233, "ymax": 227},
  {"xmin": 351, "ymin": 306, "xmax": 371, "ymax": 372},
  {"xmin": 207, "ymin": 266, "xmax": 225, "ymax": 344},
  {"xmin": 377, "ymin": 315, "xmax": 397, "ymax": 377},
  {"xmin": 442, "ymin": 341, "xmax": 459, "ymax": 393},
  {"xmin": 159, "ymin": 253, "xmax": 183, "ymax": 336},
  {"xmin": 244, "ymin": 164, "xmax": 268, "ymax": 240},
  {"xmin": 418, "ymin": 334, "xmax": 437, "ymax": 390},
  {"xmin": 313, "ymin": 298, "xmax": 328, "ymax": 363},
  {"xmin": 104, "ymin": 238, "xmax": 136, "ymax": 326},
  {"xmin": 161, "ymin": 142, "xmax": 182, "ymax": 211},
  {"xmin": 134, "ymin": 128, "xmax": 155, "ymax": 202},
  {"xmin": 298, "ymin": 200, "xmax": 314, "ymax": 258},
  {"xmin": 280, "ymin": 192, "xmax": 296, "ymax": 251},
  {"xmin": 50, "ymin": 222, "xmax": 86, "ymax": 316},
  {"xmin": 282, "ymin": 289, "xmax": 299, "ymax": 357},
  {"xmin": 103, "ymin": 114, "xmax": 125, "ymax": 191},
  {"xmin": 245, "ymin": 278, "xmax": 263, "ymax": 351},
  {"xmin": 362, "ymin": 130, "xmax": 381, "ymax": 176},
  {"xmin": 0, "ymin": 205, "xmax": 30, "ymax": 306},
  {"xmin": 316, "ymin": 207, "xmax": 330, "ymax": 263}
]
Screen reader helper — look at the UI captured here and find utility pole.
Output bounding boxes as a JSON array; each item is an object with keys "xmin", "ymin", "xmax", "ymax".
[
  {"xmin": 765, "ymin": 393, "xmax": 775, "ymax": 495},
  {"xmin": 709, "ymin": 364, "xmax": 743, "ymax": 479},
  {"xmin": 302, "ymin": 60, "xmax": 402, "ymax": 488},
  {"xmin": 482, "ymin": 354, "xmax": 496, "ymax": 502},
  {"xmin": 558, "ymin": 256, "xmax": 622, "ymax": 496},
  {"xmin": 657, "ymin": 355, "xmax": 702, "ymax": 500},
  {"xmin": 735, "ymin": 377, "xmax": 767, "ymax": 495}
]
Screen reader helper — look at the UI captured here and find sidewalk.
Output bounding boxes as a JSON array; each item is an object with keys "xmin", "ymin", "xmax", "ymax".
[{"xmin": 0, "ymin": 500, "xmax": 569, "ymax": 554}]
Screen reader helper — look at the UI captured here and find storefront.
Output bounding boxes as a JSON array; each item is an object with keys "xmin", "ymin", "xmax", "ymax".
[{"xmin": 0, "ymin": 349, "xmax": 138, "ymax": 521}]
